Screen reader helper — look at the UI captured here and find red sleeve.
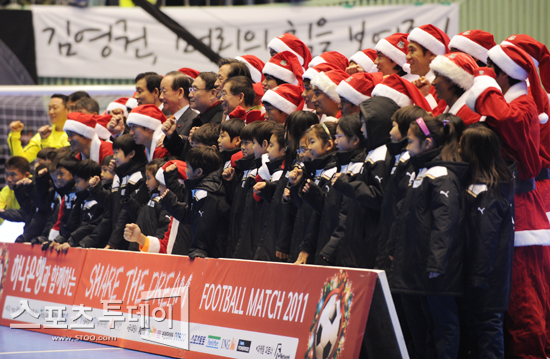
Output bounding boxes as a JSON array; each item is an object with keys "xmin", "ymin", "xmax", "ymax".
[
  {"xmin": 52, "ymin": 198, "xmax": 64, "ymax": 231},
  {"xmin": 99, "ymin": 141, "xmax": 113, "ymax": 164}
]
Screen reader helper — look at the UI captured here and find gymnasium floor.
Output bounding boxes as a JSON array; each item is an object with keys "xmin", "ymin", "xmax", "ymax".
[{"xmin": 0, "ymin": 326, "xmax": 170, "ymax": 358}]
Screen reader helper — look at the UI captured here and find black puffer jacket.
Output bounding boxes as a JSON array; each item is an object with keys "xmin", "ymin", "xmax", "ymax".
[
  {"xmin": 390, "ymin": 149, "xmax": 468, "ymax": 296},
  {"xmin": 331, "ymin": 97, "xmax": 400, "ymax": 268},
  {"xmin": 463, "ymin": 182, "xmax": 514, "ymax": 311}
]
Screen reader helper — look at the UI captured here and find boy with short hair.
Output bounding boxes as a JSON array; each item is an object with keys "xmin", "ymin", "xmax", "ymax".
[
  {"xmin": 88, "ymin": 134, "xmax": 148, "ymax": 249},
  {"xmin": 0, "ymin": 156, "xmax": 31, "ymax": 226},
  {"xmin": 191, "ymin": 123, "xmax": 220, "ymax": 148},
  {"xmin": 54, "ymin": 160, "xmax": 104, "ymax": 251},
  {"xmin": 126, "ymin": 147, "xmax": 229, "ymax": 258},
  {"xmin": 218, "ymin": 118, "xmax": 245, "ymax": 169}
]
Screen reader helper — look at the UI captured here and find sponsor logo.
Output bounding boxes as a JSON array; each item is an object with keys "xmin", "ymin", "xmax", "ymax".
[
  {"xmin": 237, "ymin": 339, "xmax": 251, "ymax": 353},
  {"xmin": 280, "ymin": 60, "xmax": 288, "ymax": 66},
  {"xmin": 397, "ymin": 41, "xmax": 405, "ymax": 49},
  {"xmin": 220, "ymin": 338, "xmax": 237, "ymax": 350},
  {"xmin": 346, "ymin": 77, "xmax": 353, "ymax": 82},
  {"xmin": 274, "ymin": 343, "xmax": 290, "ymax": 359},
  {"xmin": 463, "ymin": 30, "xmax": 470, "ymax": 35},
  {"xmin": 190, "ymin": 334, "xmax": 206, "ymax": 346},
  {"xmin": 206, "ymin": 335, "xmax": 221, "ymax": 349},
  {"xmin": 508, "ymin": 35, "xmax": 516, "ymax": 40}
]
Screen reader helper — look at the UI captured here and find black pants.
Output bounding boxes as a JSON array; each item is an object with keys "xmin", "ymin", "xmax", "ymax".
[
  {"xmin": 401, "ymin": 294, "xmax": 436, "ymax": 359},
  {"xmin": 427, "ymin": 295, "xmax": 460, "ymax": 359},
  {"xmin": 462, "ymin": 310, "xmax": 504, "ymax": 359}
]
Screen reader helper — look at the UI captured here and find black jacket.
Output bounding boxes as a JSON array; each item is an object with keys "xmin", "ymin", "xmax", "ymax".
[
  {"xmin": 390, "ymin": 149, "xmax": 468, "ymax": 296},
  {"xmin": 79, "ymin": 182, "xmax": 112, "ymax": 248},
  {"xmin": 65, "ymin": 193, "xmax": 104, "ymax": 246},
  {"xmin": 225, "ymin": 154, "xmax": 257, "ymax": 257},
  {"xmin": 331, "ymin": 97, "xmax": 400, "ymax": 268},
  {"xmin": 463, "ymin": 182, "xmax": 514, "ymax": 312}
]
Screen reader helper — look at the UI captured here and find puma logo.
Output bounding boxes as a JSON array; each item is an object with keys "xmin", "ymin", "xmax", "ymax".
[
  {"xmin": 374, "ymin": 175, "xmax": 383, "ymax": 183},
  {"xmin": 440, "ymin": 190, "xmax": 449, "ymax": 198},
  {"xmin": 478, "ymin": 207, "xmax": 485, "ymax": 215},
  {"xmin": 88, "ymin": 212, "xmax": 93, "ymax": 219},
  {"xmin": 198, "ymin": 210, "xmax": 204, "ymax": 217},
  {"xmin": 406, "ymin": 172, "xmax": 415, "ymax": 184}
]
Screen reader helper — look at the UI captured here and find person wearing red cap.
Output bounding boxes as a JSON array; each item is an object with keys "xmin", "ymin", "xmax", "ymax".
[
  {"xmin": 236, "ymin": 55, "xmax": 265, "ymax": 84},
  {"xmin": 160, "ymin": 71, "xmax": 198, "ymax": 139},
  {"xmin": 429, "ymin": 52, "xmax": 482, "ymax": 125},
  {"xmin": 261, "ymin": 84, "xmax": 304, "ymax": 124},
  {"xmin": 449, "ymin": 30, "xmax": 496, "ymax": 66},
  {"xmin": 94, "ymin": 114, "xmax": 114, "ymax": 142},
  {"xmin": 178, "ymin": 67, "xmax": 200, "ymax": 81},
  {"xmin": 407, "ymin": 24, "xmax": 451, "ymax": 111},
  {"xmin": 371, "ymin": 74, "xmax": 433, "ymax": 111},
  {"xmin": 347, "ymin": 48, "xmax": 379, "ymax": 75},
  {"xmin": 8, "ymin": 94, "xmax": 70, "ymax": 163},
  {"xmin": 64, "ymin": 112, "xmax": 113, "ymax": 164},
  {"xmin": 466, "ymin": 44, "xmax": 550, "ymax": 359},
  {"xmin": 375, "ymin": 33, "xmax": 418, "ymax": 82},
  {"xmin": 336, "ymin": 72, "xmax": 383, "ymax": 116},
  {"xmin": 311, "ymin": 70, "xmax": 349, "ymax": 119},
  {"xmin": 127, "ymin": 104, "xmax": 171, "ymax": 161},
  {"xmin": 303, "ymin": 63, "xmax": 340, "ymax": 112},
  {"xmin": 309, "ymin": 51, "xmax": 349, "ymax": 71},
  {"xmin": 262, "ymin": 51, "xmax": 304, "ymax": 93},
  {"xmin": 268, "ymin": 33, "xmax": 312, "ymax": 70}
]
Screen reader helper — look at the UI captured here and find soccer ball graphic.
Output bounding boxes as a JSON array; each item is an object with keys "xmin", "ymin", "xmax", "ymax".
[{"xmin": 314, "ymin": 293, "xmax": 342, "ymax": 359}]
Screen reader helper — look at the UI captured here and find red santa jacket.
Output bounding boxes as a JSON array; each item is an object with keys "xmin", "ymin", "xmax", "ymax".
[{"xmin": 76, "ymin": 136, "xmax": 113, "ymax": 164}]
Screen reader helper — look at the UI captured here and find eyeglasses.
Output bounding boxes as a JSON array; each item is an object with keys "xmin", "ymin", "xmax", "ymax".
[{"xmin": 189, "ymin": 87, "xmax": 208, "ymax": 93}]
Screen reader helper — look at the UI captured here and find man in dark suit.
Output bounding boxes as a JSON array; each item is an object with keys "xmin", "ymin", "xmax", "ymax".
[
  {"xmin": 160, "ymin": 71, "xmax": 198, "ymax": 139},
  {"xmin": 163, "ymin": 72, "xmax": 224, "ymax": 159}
]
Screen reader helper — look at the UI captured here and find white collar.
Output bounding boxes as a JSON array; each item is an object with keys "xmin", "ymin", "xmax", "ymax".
[
  {"xmin": 504, "ymin": 81, "xmax": 528, "ymax": 103},
  {"xmin": 173, "ymin": 105, "xmax": 189, "ymax": 120},
  {"xmin": 425, "ymin": 70, "xmax": 436, "ymax": 83},
  {"xmin": 146, "ymin": 127, "xmax": 164, "ymax": 162},
  {"xmin": 446, "ymin": 91, "xmax": 469, "ymax": 115}
]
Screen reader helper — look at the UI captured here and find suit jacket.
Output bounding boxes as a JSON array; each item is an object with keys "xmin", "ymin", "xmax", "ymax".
[{"xmin": 175, "ymin": 106, "xmax": 199, "ymax": 138}]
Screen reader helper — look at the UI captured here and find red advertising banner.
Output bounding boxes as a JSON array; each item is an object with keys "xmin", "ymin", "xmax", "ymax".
[{"xmin": 0, "ymin": 243, "xmax": 398, "ymax": 359}]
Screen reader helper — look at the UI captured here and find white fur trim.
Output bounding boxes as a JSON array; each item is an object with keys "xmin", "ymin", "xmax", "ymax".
[
  {"xmin": 466, "ymin": 75, "xmax": 501, "ymax": 111},
  {"xmin": 450, "ymin": 35, "xmax": 489, "ymax": 64},
  {"xmin": 303, "ymin": 68, "xmax": 320, "ymax": 81},
  {"xmin": 155, "ymin": 168, "xmax": 165, "ymax": 185},
  {"xmin": 145, "ymin": 236, "xmax": 161, "ymax": 253},
  {"xmin": 64, "ymin": 119, "xmax": 96, "ymax": 139},
  {"xmin": 89, "ymin": 134, "xmax": 101, "ymax": 163},
  {"xmin": 375, "ymin": 39, "xmax": 407, "ymax": 67},
  {"xmin": 408, "ymin": 28, "xmax": 447, "ymax": 56},
  {"xmin": 125, "ymin": 98, "xmax": 138, "ymax": 109},
  {"xmin": 540, "ymin": 113, "xmax": 549, "ymax": 124},
  {"xmin": 488, "ymin": 45, "xmax": 528, "ymax": 81},
  {"xmin": 349, "ymin": 51, "xmax": 377, "ymax": 73},
  {"xmin": 261, "ymin": 90, "xmax": 298, "ymax": 115},
  {"xmin": 48, "ymin": 228, "xmax": 59, "ymax": 241},
  {"xmin": 308, "ymin": 56, "xmax": 327, "ymax": 68},
  {"xmin": 106, "ymin": 102, "xmax": 128, "ymax": 117},
  {"xmin": 147, "ymin": 127, "xmax": 164, "ymax": 162},
  {"xmin": 267, "ymin": 37, "xmax": 304, "ymax": 65},
  {"xmin": 503, "ymin": 81, "xmax": 528, "ymax": 103},
  {"xmin": 127, "ymin": 112, "xmax": 162, "ymax": 131},
  {"xmin": 426, "ymin": 93, "xmax": 438, "ymax": 110},
  {"xmin": 336, "ymin": 80, "xmax": 370, "ymax": 106},
  {"xmin": 262, "ymin": 62, "xmax": 298, "ymax": 85},
  {"xmin": 166, "ymin": 219, "xmax": 179, "ymax": 254},
  {"xmin": 514, "ymin": 229, "xmax": 550, "ymax": 246},
  {"xmin": 311, "ymin": 72, "xmax": 340, "ymax": 104},
  {"xmin": 236, "ymin": 56, "xmax": 263, "ymax": 83},
  {"xmin": 501, "ymin": 41, "xmax": 540, "ymax": 68},
  {"xmin": 95, "ymin": 124, "xmax": 111, "ymax": 141},
  {"xmin": 430, "ymin": 55, "xmax": 474, "ymax": 90},
  {"xmin": 447, "ymin": 91, "xmax": 468, "ymax": 115},
  {"xmin": 372, "ymin": 84, "xmax": 412, "ymax": 108}
]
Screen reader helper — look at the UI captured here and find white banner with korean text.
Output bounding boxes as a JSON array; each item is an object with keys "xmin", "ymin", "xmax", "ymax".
[{"xmin": 31, "ymin": 4, "xmax": 459, "ymax": 78}]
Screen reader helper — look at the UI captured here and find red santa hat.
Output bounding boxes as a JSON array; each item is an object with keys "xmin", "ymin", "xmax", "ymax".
[
  {"xmin": 449, "ymin": 30, "xmax": 496, "ymax": 64},
  {"xmin": 268, "ymin": 33, "xmax": 312, "ymax": 69},
  {"xmin": 303, "ymin": 63, "xmax": 339, "ymax": 81},
  {"xmin": 309, "ymin": 51, "xmax": 349, "ymax": 71},
  {"xmin": 156, "ymin": 160, "xmax": 187, "ymax": 185},
  {"xmin": 407, "ymin": 24, "xmax": 450, "ymax": 56},
  {"xmin": 336, "ymin": 72, "xmax": 383, "ymax": 106},
  {"xmin": 501, "ymin": 34, "xmax": 550, "ymax": 92},
  {"xmin": 127, "ymin": 104, "xmax": 167, "ymax": 130},
  {"xmin": 488, "ymin": 44, "xmax": 549, "ymax": 124},
  {"xmin": 372, "ymin": 74, "xmax": 432, "ymax": 111},
  {"xmin": 94, "ymin": 114, "xmax": 113, "ymax": 141},
  {"xmin": 253, "ymin": 82, "xmax": 265, "ymax": 100},
  {"xmin": 236, "ymin": 55, "xmax": 265, "ymax": 83},
  {"xmin": 349, "ymin": 49, "xmax": 378, "ymax": 73},
  {"xmin": 263, "ymin": 51, "xmax": 304, "ymax": 88},
  {"xmin": 178, "ymin": 68, "xmax": 200, "ymax": 80},
  {"xmin": 311, "ymin": 70, "xmax": 350, "ymax": 104},
  {"xmin": 65, "ymin": 113, "xmax": 98, "ymax": 139},
  {"xmin": 106, "ymin": 97, "xmax": 131, "ymax": 117},
  {"xmin": 262, "ymin": 84, "xmax": 304, "ymax": 115},
  {"xmin": 375, "ymin": 33, "xmax": 410, "ymax": 70},
  {"xmin": 429, "ymin": 52, "xmax": 479, "ymax": 90}
]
